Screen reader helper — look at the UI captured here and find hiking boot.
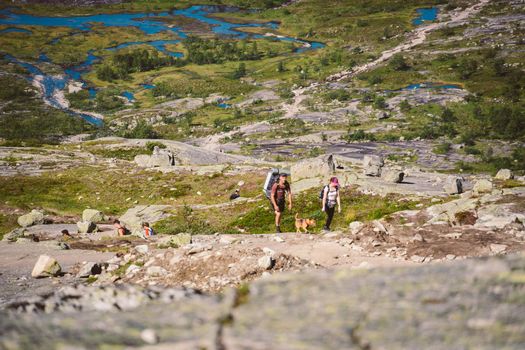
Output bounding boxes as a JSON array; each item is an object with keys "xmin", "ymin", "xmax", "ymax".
[
  {"xmin": 276, "ymin": 226, "xmax": 281, "ymax": 233},
  {"xmin": 322, "ymin": 226, "xmax": 330, "ymax": 232}
]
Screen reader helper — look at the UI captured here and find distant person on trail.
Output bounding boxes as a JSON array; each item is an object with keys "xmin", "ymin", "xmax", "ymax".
[
  {"xmin": 270, "ymin": 173, "xmax": 292, "ymax": 233},
  {"xmin": 230, "ymin": 189, "xmax": 240, "ymax": 200},
  {"xmin": 113, "ymin": 219, "xmax": 128, "ymax": 237},
  {"xmin": 142, "ymin": 222, "xmax": 154, "ymax": 239},
  {"xmin": 321, "ymin": 177, "xmax": 341, "ymax": 232}
]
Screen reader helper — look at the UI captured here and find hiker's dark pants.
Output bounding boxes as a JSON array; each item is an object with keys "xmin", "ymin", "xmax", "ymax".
[{"xmin": 325, "ymin": 205, "xmax": 335, "ymax": 229}]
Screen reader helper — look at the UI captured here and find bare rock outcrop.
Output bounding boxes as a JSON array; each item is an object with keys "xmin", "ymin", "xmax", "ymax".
[
  {"xmin": 3, "ymin": 254, "xmax": 524, "ymax": 349},
  {"xmin": 363, "ymin": 155, "xmax": 384, "ymax": 176},
  {"xmin": 291, "ymin": 154, "xmax": 336, "ymax": 182}
]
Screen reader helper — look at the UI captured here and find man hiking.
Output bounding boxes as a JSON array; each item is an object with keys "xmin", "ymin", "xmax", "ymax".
[{"xmin": 270, "ymin": 173, "xmax": 292, "ymax": 233}]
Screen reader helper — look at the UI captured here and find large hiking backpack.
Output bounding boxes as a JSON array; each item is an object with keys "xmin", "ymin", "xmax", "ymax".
[
  {"xmin": 318, "ymin": 185, "xmax": 328, "ymax": 200},
  {"xmin": 263, "ymin": 168, "xmax": 281, "ymax": 199}
]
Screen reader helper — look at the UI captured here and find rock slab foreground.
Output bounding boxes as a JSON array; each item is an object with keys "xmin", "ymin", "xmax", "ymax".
[{"xmin": 1, "ymin": 254, "xmax": 524, "ymax": 350}]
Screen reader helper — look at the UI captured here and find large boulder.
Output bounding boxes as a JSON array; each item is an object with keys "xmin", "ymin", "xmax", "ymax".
[
  {"xmin": 31, "ymin": 255, "xmax": 61, "ymax": 278},
  {"xmin": 291, "ymin": 154, "xmax": 335, "ymax": 182},
  {"xmin": 17, "ymin": 209, "xmax": 45, "ymax": 227},
  {"xmin": 381, "ymin": 169, "xmax": 404, "ymax": 183},
  {"xmin": 77, "ymin": 221, "xmax": 98, "ymax": 234},
  {"xmin": 473, "ymin": 179, "xmax": 493, "ymax": 195},
  {"xmin": 443, "ymin": 176, "xmax": 464, "ymax": 195},
  {"xmin": 119, "ymin": 205, "xmax": 173, "ymax": 232},
  {"xmin": 2, "ymin": 228, "xmax": 27, "ymax": 242},
  {"xmin": 134, "ymin": 146, "xmax": 175, "ymax": 168},
  {"xmin": 425, "ymin": 197, "xmax": 479, "ymax": 225},
  {"xmin": 337, "ymin": 172, "xmax": 358, "ymax": 187},
  {"xmin": 362, "ymin": 155, "xmax": 384, "ymax": 176},
  {"xmin": 495, "ymin": 169, "xmax": 514, "ymax": 181},
  {"xmin": 77, "ymin": 262, "xmax": 103, "ymax": 278},
  {"xmin": 82, "ymin": 209, "xmax": 104, "ymax": 223},
  {"xmin": 475, "ymin": 203, "xmax": 525, "ymax": 229}
]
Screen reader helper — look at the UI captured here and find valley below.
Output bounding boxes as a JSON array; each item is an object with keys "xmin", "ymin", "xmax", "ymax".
[{"xmin": 0, "ymin": 0, "xmax": 524, "ymax": 349}]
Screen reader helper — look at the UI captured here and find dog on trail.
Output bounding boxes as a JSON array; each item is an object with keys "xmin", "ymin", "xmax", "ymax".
[{"xmin": 294, "ymin": 213, "xmax": 316, "ymax": 234}]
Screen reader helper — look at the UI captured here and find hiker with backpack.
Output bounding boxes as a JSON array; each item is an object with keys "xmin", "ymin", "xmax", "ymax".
[
  {"xmin": 269, "ymin": 173, "xmax": 292, "ymax": 233},
  {"xmin": 113, "ymin": 219, "xmax": 129, "ymax": 237},
  {"xmin": 321, "ymin": 177, "xmax": 341, "ymax": 231}
]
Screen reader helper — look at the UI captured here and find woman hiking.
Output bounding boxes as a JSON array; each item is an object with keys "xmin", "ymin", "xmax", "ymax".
[{"xmin": 321, "ymin": 177, "xmax": 341, "ymax": 231}]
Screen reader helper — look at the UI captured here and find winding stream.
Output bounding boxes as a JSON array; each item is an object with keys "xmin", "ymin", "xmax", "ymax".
[{"xmin": 0, "ymin": 5, "xmax": 326, "ymax": 125}]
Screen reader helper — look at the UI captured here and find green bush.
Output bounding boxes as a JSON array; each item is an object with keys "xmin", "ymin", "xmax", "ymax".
[
  {"xmin": 146, "ymin": 141, "xmax": 166, "ymax": 152},
  {"xmin": 123, "ymin": 120, "xmax": 158, "ymax": 139}
]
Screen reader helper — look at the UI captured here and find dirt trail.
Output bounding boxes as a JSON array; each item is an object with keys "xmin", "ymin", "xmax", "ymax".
[
  {"xmin": 328, "ymin": 0, "xmax": 491, "ymax": 82},
  {"xmin": 191, "ymin": 1, "xmax": 491, "ymax": 151}
]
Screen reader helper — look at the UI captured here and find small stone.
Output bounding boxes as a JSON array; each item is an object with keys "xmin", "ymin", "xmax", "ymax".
[
  {"xmin": 82, "ymin": 209, "xmax": 104, "ymax": 223},
  {"xmin": 489, "ymin": 243, "xmax": 507, "ymax": 254},
  {"xmin": 381, "ymin": 169, "xmax": 405, "ymax": 183},
  {"xmin": 443, "ymin": 176, "xmax": 464, "ymax": 195},
  {"xmin": 258, "ymin": 256, "xmax": 275, "ymax": 270},
  {"xmin": 349, "ymin": 221, "xmax": 364, "ymax": 235},
  {"xmin": 446, "ymin": 254, "xmax": 456, "ymax": 260},
  {"xmin": 262, "ymin": 247, "xmax": 276, "ymax": 256},
  {"xmin": 220, "ymin": 235, "xmax": 238, "ymax": 245},
  {"xmin": 273, "ymin": 236, "xmax": 285, "ymax": 243},
  {"xmin": 17, "ymin": 209, "xmax": 45, "ymax": 227},
  {"xmin": 495, "ymin": 169, "xmax": 513, "ymax": 180},
  {"xmin": 169, "ymin": 255, "xmax": 183, "ymax": 266},
  {"xmin": 77, "ymin": 262, "xmax": 102, "ymax": 278},
  {"xmin": 410, "ymin": 255, "xmax": 425, "ymax": 263},
  {"xmin": 126, "ymin": 264, "xmax": 141, "ymax": 275},
  {"xmin": 413, "ymin": 233, "xmax": 424, "ymax": 242},
  {"xmin": 31, "ymin": 255, "xmax": 61, "ymax": 278},
  {"xmin": 372, "ymin": 220, "xmax": 388, "ymax": 234},
  {"xmin": 135, "ymin": 245, "xmax": 149, "ymax": 255},
  {"xmin": 77, "ymin": 221, "xmax": 97, "ymax": 234},
  {"xmin": 141, "ymin": 329, "xmax": 159, "ymax": 345},
  {"xmin": 146, "ymin": 266, "xmax": 167, "ymax": 276},
  {"xmin": 473, "ymin": 179, "xmax": 493, "ymax": 195}
]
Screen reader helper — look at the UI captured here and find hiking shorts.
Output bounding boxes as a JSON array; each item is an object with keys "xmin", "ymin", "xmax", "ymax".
[{"xmin": 270, "ymin": 199, "xmax": 286, "ymax": 213}]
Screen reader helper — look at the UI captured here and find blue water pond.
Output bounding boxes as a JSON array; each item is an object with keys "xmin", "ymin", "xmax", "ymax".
[
  {"xmin": 0, "ymin": 5, "xmax": 324, "ymax": 50},
  {"xmin": 0, "ymin": 5, "xmax": 325, "ymax": 125},
  {"xmin": 121, "ymin": 91, "xmax": 135, "ymax": 102},
  {"xmin": 402, "ymin": 82, "xmax": 461, "ymax": 90},
  {"xmin": 413, "ymin": 8, "xmax": 438, "ymax": 25}
]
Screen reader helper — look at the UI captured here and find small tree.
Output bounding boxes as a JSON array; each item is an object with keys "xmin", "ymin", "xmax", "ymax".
[
  {"xmin": 389, "ymin": 54, "xmax": 409, "ymax": 71},
  {"xmin": 458, "ymin": 58, "xmax": 478, "ymax": 79},
  {"xmin": 277, "ymin": 61, "xmax": 286, "ymax": 73},
  {"xmin": 232, "ymin": 63, "xmax": 246, "ymax": 79}
]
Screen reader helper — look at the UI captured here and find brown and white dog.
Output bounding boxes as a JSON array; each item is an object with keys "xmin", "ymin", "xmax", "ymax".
[{"xmin": 294, "ymin": 213, "xmax": 316, "ymax": 234}]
